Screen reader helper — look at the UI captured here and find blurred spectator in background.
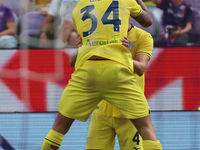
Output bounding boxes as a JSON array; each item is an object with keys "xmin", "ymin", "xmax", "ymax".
[
  {"xmin": 0, "ymin": 0, "xmax": 17, "ymax": 49},
  {"xmin": 152, "ymin": 0, "xmax": 194, "ymax": 46},
  {"xmin": 23, "ymin": 0, "xmax": 52, "ymax": 15},
  {"xmin": 18, "ymin": 0, "xmax": 51, "ymax": 41},
  {"xmin": 39, "ymin": 0, "xmax": 80, "ymax": 48}
]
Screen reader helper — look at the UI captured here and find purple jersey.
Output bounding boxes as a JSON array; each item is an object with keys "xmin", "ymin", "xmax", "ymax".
[
  {"xmin": 158, "ymin": 0, "xmax": 194, "ymax": 28},
  {"xmin": 0, "ymin": 4, "xmax": 14, "ymax": 32}
]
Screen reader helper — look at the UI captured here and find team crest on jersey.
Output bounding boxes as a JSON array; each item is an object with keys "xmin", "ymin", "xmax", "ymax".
[{"xmin": 129, "ymin": 41, "xmax": 136, "ymax": 49}]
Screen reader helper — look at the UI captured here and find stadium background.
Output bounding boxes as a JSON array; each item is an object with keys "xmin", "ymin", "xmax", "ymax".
[{"xmin": 0, "ymin": 0, "xmax": 200, "ymax": 149}]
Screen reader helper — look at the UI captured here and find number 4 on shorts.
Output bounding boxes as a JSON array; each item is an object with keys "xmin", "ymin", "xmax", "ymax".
[{"xmin": 132, "ymin": 131, "xmax": 140, "ymax": 145}]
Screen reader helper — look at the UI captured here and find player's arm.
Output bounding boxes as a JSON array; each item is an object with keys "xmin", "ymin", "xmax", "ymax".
[
  {"xmin": 133, "ymin": 54, "xmax": 150, "ymax": 76},
  {"xmin": 133, "ymin": 0, "xmax": 153, "ymax": 27},
  {"xmin": 121, "ymin": 36, "xmax": 151, "ymax": 76}
]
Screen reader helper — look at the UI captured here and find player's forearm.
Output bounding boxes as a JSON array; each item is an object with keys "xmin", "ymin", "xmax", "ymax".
[
  {"xmin": 133, "ymin": 60, "xmax": 147, "ymax": 76},
  {"xmin": 133, "ymin": 0, "xmax": 153, "ymax": 27},
  {"xmin": 133, "ymin": 54, "xmax": 150, "ymax": 76}
]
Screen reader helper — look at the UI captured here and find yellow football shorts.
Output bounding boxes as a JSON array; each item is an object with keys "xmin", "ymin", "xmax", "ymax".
[
  {"xmin": 86, "ymin": 113, "xmax": 143, "ymax": 150},
  {"xmin": 58, "ymin": 60, "xmax": 149, "ymax": 122}
]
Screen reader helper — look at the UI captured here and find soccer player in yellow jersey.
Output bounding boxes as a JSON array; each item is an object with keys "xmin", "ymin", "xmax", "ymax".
[
  {"xmin": 41, "ymin": 0, "xmax": 163, "ymax": 150},
  {"xmin": 69, "ymin": 24, "xmax": 160, "ymax": 150}
]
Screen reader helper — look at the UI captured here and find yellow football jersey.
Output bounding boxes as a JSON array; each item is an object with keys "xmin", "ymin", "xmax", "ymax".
[
  {"xmin": 94, "ymin": 26, "xmax": 153, "ymax": 118},
  {"xmin": 72, "ymin": 0, "xmax": 142, "ymax": 72}
]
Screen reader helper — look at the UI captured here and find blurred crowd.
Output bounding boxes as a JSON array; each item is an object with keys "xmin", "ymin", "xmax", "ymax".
[{"xmin": 0, "ymin": 0, "xmax": 200, "ymax": 49}]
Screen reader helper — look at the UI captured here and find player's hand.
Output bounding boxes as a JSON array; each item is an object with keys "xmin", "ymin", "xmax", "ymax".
[
  {"xmin": 121, "ymin": 36, "xmax": 130, "ymax": 50},
  {"xmin": 77, "ymin": 35, "xmax": 83, "ymax": 47}
]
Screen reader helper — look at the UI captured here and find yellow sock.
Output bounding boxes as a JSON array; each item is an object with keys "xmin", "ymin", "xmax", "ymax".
[
  {"xmin": 143, "ymin": 140, "xmax": 163, "ymax": 150},
  {"xmin": 41, "ymin": 129, "xmax": 64, "ymax": 150}
]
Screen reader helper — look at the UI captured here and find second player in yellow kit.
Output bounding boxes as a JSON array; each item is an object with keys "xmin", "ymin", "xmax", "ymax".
[{"xmin": 86, "ymin": 25, "xmax": 153, "ymax": 150}]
